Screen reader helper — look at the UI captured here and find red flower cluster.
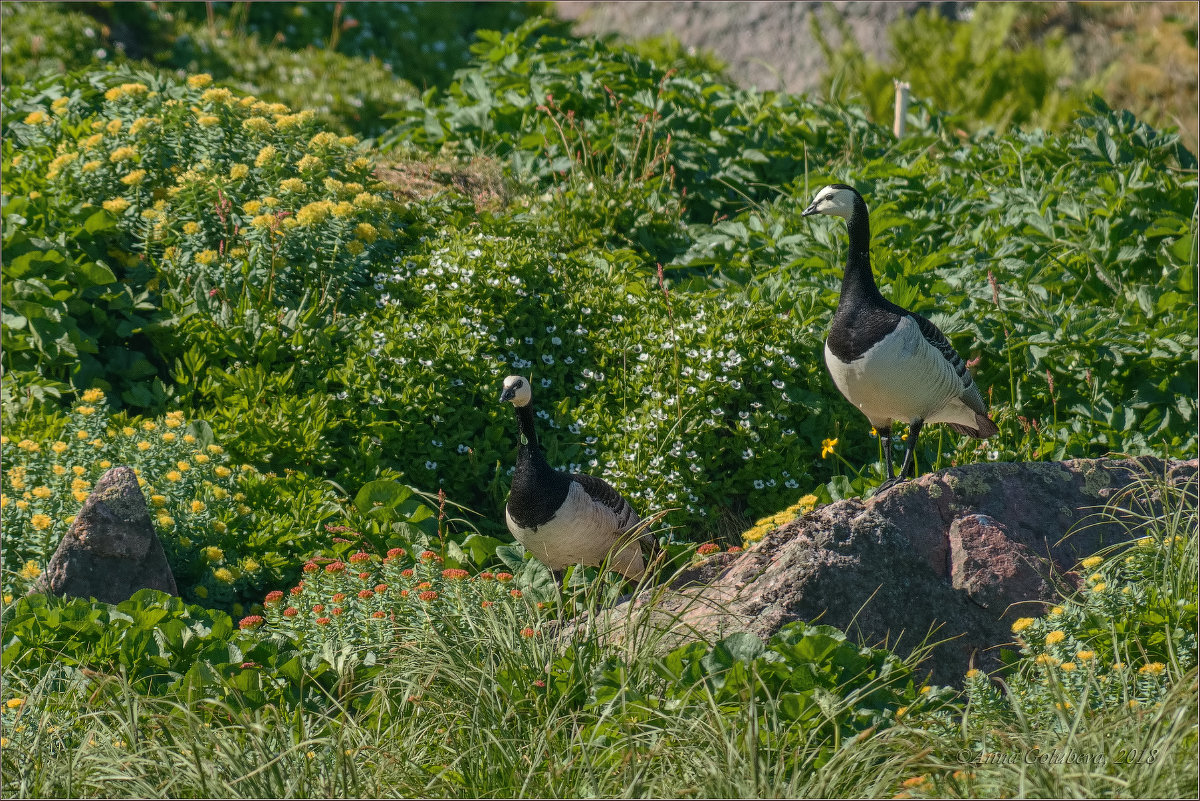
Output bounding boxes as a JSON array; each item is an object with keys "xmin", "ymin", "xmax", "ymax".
[
  {"xmin": 264, "ymin": 590, "xmax": 284, "ymax": 605},
  {"xmin": 418, "ymin": 590, "xmax": 439, "ymax": 602},
  {"xmin": 509, "ymin": 589, "xmax": 523, "ymax": 599},
  {"xmin": 385, "ymin": 547, "xmax": 406, "ymax": 561},
  {"xmin": 332, "ymin": 593, "xmax": 347, "ymax": 603},
  {"xmin": 496, "ymin": 572, "xmax": 514, "ymax": 582},
  {"xmin": 696, "ymin": 543, "xmax": 721, "ymax": 556},
  {"xmin": 358, "ymin": 589, "xmax": 374, "ymax": 599},
  {"xmin": 325, "ymin": 561, "xmax": 346, "ymax": 573},
  {"xmin": 520, "ymin": 627, "xmax": 536, "ymax": 638},
  {"xmin": 375, "ymin": 583, "xmax": 388, "ymax": 593},
  {"xmin": 332, "ymin": 607, "xmax": 344, "ymax": 616},
  {"xmin": 479, "ymin": 571, "xmax": 494, "ymax": 581},
  {"xmin": 442, "ymin": 568, "xmax": 469, "ymax": 580},
  {"xmin": 238, "ymin": 615, "xmax": 265, "ymax": 629},
  {"xmin": 419, "ymin": 550, "xmax": 440, "ymax": 562},
  {"xmin": 313, "ymin": 604, "xmax": 325, "ymax": 614},
  {"xmin": 303, "ymin": 561, "xmax": 319, "ymax": 574},
  {"xmin": 371, "ymin": 610, "xmax": 386, "ymax": 619},
  {"xmin": 400, "ymin": 569, "xmax": 414, "ymax": 578},
  {"xmin": 349, "ymin": 551, "xmax": 370, "ymax": 564},
  {"xmin": 283, "ymin": 607, "xmax": 299, "ymax": 617},
  {"xmin": 290, "ymin": 584, "xmax": 304, "ymax": 596},
  {"xmin": 316, "ymin": 617, "xmax": 331, "ymax": 626}
]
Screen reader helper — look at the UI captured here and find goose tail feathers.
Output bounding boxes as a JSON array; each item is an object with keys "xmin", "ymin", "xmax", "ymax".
[{"xmin": 948, "ymin": 413, "xmax": 999, "ymax": 439}]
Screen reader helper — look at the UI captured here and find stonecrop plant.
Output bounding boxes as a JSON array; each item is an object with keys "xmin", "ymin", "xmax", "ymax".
[
  {"xmin": 0, "ymin": 389, "xmax": 341, "ymax": 611},
  {"xmin": 967, "ymin": 476, "xmax": 1198, "ymax": 730}
]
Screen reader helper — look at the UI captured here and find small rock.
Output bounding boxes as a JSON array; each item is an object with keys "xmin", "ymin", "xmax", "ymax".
[{"xmin": 32, "ymin": 466, "xmax": 178, "ymax": 604}]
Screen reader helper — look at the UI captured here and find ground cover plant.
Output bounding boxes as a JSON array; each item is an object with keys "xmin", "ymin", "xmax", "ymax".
[{"xmin": 2, "ymin": 7, "xmax": 1197, "ymax": 799}]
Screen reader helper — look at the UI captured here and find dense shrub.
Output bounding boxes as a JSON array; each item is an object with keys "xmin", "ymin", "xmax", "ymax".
[{"xmin": 2, "ymin": 67, "xmax": 410, "ymax": 406}]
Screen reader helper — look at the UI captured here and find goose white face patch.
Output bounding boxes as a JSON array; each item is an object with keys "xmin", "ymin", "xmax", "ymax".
[
  {"xmin": 803, "ymin": 185, "xmax": 857, "ymax": 219},
  {"xmin": 500, "ymin": 374, "xmax": 532, "ymax": 407}
]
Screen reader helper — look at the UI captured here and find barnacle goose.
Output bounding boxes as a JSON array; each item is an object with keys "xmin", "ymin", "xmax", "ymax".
[
  {"xmin": 802, "ymin": 184, "xmax": 998, "ymax": 489},
  {"xmin": 500, "ymin": 375, "xmax": 657, "ymax": 579}
]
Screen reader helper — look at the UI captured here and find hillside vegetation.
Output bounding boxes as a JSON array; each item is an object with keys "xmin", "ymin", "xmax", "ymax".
[{"xmin": 2, "ymin": 7, "xmax": 1197, "ymax": 799}]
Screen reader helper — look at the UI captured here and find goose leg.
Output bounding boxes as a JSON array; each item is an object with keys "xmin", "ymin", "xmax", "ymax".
[
  {"xmin": 878, "ymin": 426, "xmax": 895, "ymax": 480},
  {"xmin": 874, "ymin": 426, "xmax": 905, "ymax": 494},
  {"xmin": 897, "ymin": 418, "xmax": 924, "ymax": 479}
]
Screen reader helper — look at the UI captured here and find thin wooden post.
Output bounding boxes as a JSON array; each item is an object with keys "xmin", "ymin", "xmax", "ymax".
[{"xmin": 893, "ymin": 80, "xmax": 911, "ymax": 138}]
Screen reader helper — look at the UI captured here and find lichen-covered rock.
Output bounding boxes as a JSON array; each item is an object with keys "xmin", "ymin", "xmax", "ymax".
[
  {"xmin": 32, "ymin": 466, "xmax": 177, "ymax": 604},
  {"xmin": 611, "ymin": 457, "xmax": 1197, "ymax": 685}
]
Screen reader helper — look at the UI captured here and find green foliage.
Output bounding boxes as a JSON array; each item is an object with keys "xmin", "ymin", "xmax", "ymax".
[
  {"xmin": 2, "ymin": 66, "xmax": 409, "ymax": 408},
  {"xmin": 382, "ymin": 17, "xmax": 902, "ymax": 225},
  {"xmin": 0, "ymin": 393, "xmax": 344, "ymax": 611},
  {"xmin": 0, "ymin": 2, "xmax": 554, "ymax": 136},
  {"xmin": 812, "ymin": 3, "xmax": 1089, "ymax": 134}
]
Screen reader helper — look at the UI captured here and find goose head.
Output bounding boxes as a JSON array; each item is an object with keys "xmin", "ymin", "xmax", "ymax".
[
  {"xmin": 499, "ymin": 375, "xmax": 533, "ymax": 407},
  {"xmin": 802, "ymin": 184, "xmax": 861, "ymax": 220}
]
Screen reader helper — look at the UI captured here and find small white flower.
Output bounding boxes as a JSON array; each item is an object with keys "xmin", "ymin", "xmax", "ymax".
[
  {"xmin": 424, "ymin": 461, "xmax": 437, "ymax": 470},
  {"xmin": 753, "ymin": 480, "xmax": 765, "ymax": 490}
]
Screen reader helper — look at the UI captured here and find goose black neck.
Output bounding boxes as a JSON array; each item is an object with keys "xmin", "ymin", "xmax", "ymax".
[
  {"xmin": 840, "ymin": 198, "xmax": 885, "ymax": 307},
  {"xmin": 515, "ymin": 404, "xmax": 540, "ymax": 452}
]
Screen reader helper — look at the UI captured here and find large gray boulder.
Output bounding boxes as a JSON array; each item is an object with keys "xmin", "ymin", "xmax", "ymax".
[
  {"xmin": 615, "ymin": 457, "xmax": 1196, "ymax": 685},
  {"xmin": 32, "ymin": 466, "xmax": 178, "ymax": 604}
]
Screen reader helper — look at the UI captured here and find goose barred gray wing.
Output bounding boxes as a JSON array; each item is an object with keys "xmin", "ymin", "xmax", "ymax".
[
  {"xmin": 908, "ymin": 311, "xmax": 998, "ymax": 437},
  {"xmin": 570, "ymin": 473, "xmax": 640, "ymax": 532}
]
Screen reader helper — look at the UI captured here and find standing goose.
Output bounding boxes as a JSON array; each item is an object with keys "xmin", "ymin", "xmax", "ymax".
[
  {"xmin": 499, "ymin": 375, "xmax": 657, "ymax": 580},
  {"xmin": 802, "ymin": 184, "xmax": 998, "ymax": 489}
]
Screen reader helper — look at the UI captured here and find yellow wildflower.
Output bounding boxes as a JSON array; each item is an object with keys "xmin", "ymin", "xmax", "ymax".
[
  {"xmin": 1081, "ymin": 556, "xmax": 1103, "ymax": 569},
  {"xmin": 213, "ymin": 521, "xmax": 228, "ymax": 534},
  {"xmin": 30, "ymin": 515, "xmax": 52, "ymax": 531},
  {"xmin": 296, "ymin": 154, "xmax": 322, "ymax": 172},
  {"xmin": 187, "ymin": 74, "xmax": 213, "ymax": 89},
  {"xmin": 215, "ymin": 466, "xmax": 232, "ymax": 479},
  {"xmin": 1049, "ymin": 606, "xmax": 1064, "ymax": 616},
  {"xmin": 1045, "ymin": 630, "xmax": 1065, "ymax": 645},
  {"xmin": 109, "ymin": 146, "xmax": 136, "ymax": 163},
  {"xmin": 51, "ymin": 441, "xmax": 68, "ymax": 454},
  {"xmin": 1139, "ymin": 662, "xmax": 1166, "ymax": 675},
  {"xmin": 32, "ymin": 486, "xmax": 51, "ymax": 499},
  {"xmin": 229, "ymin": 163, "xmax": 249, "ymax": 180},
  {"xmin": 195, "ymin": 250, "xmax": 218, "ymax": 266},
  {"xmin": 821, "ymin": 438, "xmax": 838, "ymax": 459},
  {"xmin": 190, "ymin": 500, "xmax": 206, "ymax": 514},
  {"xmin": 354, "ymin": 222, "xmax": 378, "ymax": 242},
  {"xmin": 279, "ymin": 177, "xmax": 305, "ymax": 193},
  {"xmin": 119, "ymin": 169, "xmax": 147, "ymax": 186},
  {"xmin": 19, "ymin": 560, "xmax": 42, "ymax": 579},
  {"xmin": 103, "ymin": 198, "xmax": 131, "ymax": 214},
  {"xmin": 162, "ymin": 432, "xmax": 176, "ymax": 444},
  {"xmin": 1076, "ymin": 650, "xmax": 1094, "ymax": 661},
  {"xmin": 1092, "ymin": 582, "xmax": 1107, "ymax": 593},
  {"xmin": 23, "ymin": 110, "xmax": 48, "ymax": 125},
  {"xmin": 200, "ymin": 87, "xmax": 234, "ymax": 105},
  {"xmin": 166, "ymin": 470, "xmax": 182, "ymax": 482},
  {"xmin": 137, "ymin": 441, "xmax": 151, "ymax": 451},
  {"xmin": 5, "ymin": 698, "xmax": 24, "ymax": 709},
  {"xmin": 177, "ymin": 460, "xmax": 191, "ymax": 472},
  {"xmin": 213, "ymin": 568, "xmax": 235, "ymax": 584},
  {"xmin": 1011, "ymin": 617, "xmax": 1035, "ymax": 633},
  {"xmin": 150, "ymin": 494, "xmax": 168, "ymax": 507},
  {"xmin": 183, "ymin": 434, "xmax": 197, "ymax": 445},
  {"xmin": 207, "ymin": 444, "xmax": 224, "ymax": 455},
  {"xmin": 255, "ymin": 144, "xmax": 277, "ymax": 167}
]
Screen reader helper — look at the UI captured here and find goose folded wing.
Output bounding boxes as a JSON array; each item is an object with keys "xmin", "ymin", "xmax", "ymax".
[{"xmin": 570, "ymin": 473, "xmax": 641, "ymax": 532}]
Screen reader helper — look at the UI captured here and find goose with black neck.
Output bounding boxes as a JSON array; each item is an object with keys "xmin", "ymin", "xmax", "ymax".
[
  {"xmin": 802, "ymin": 183, "xmax": 998, "ymax": 491},
  {"xmin": 500, "ymin": 375, "xmax": 656, "ymax": 580}
]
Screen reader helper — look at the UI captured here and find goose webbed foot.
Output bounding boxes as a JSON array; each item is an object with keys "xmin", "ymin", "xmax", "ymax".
[{"xmin": 874, "ymin": 475, "xmax": 908, "ymax": 495}]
